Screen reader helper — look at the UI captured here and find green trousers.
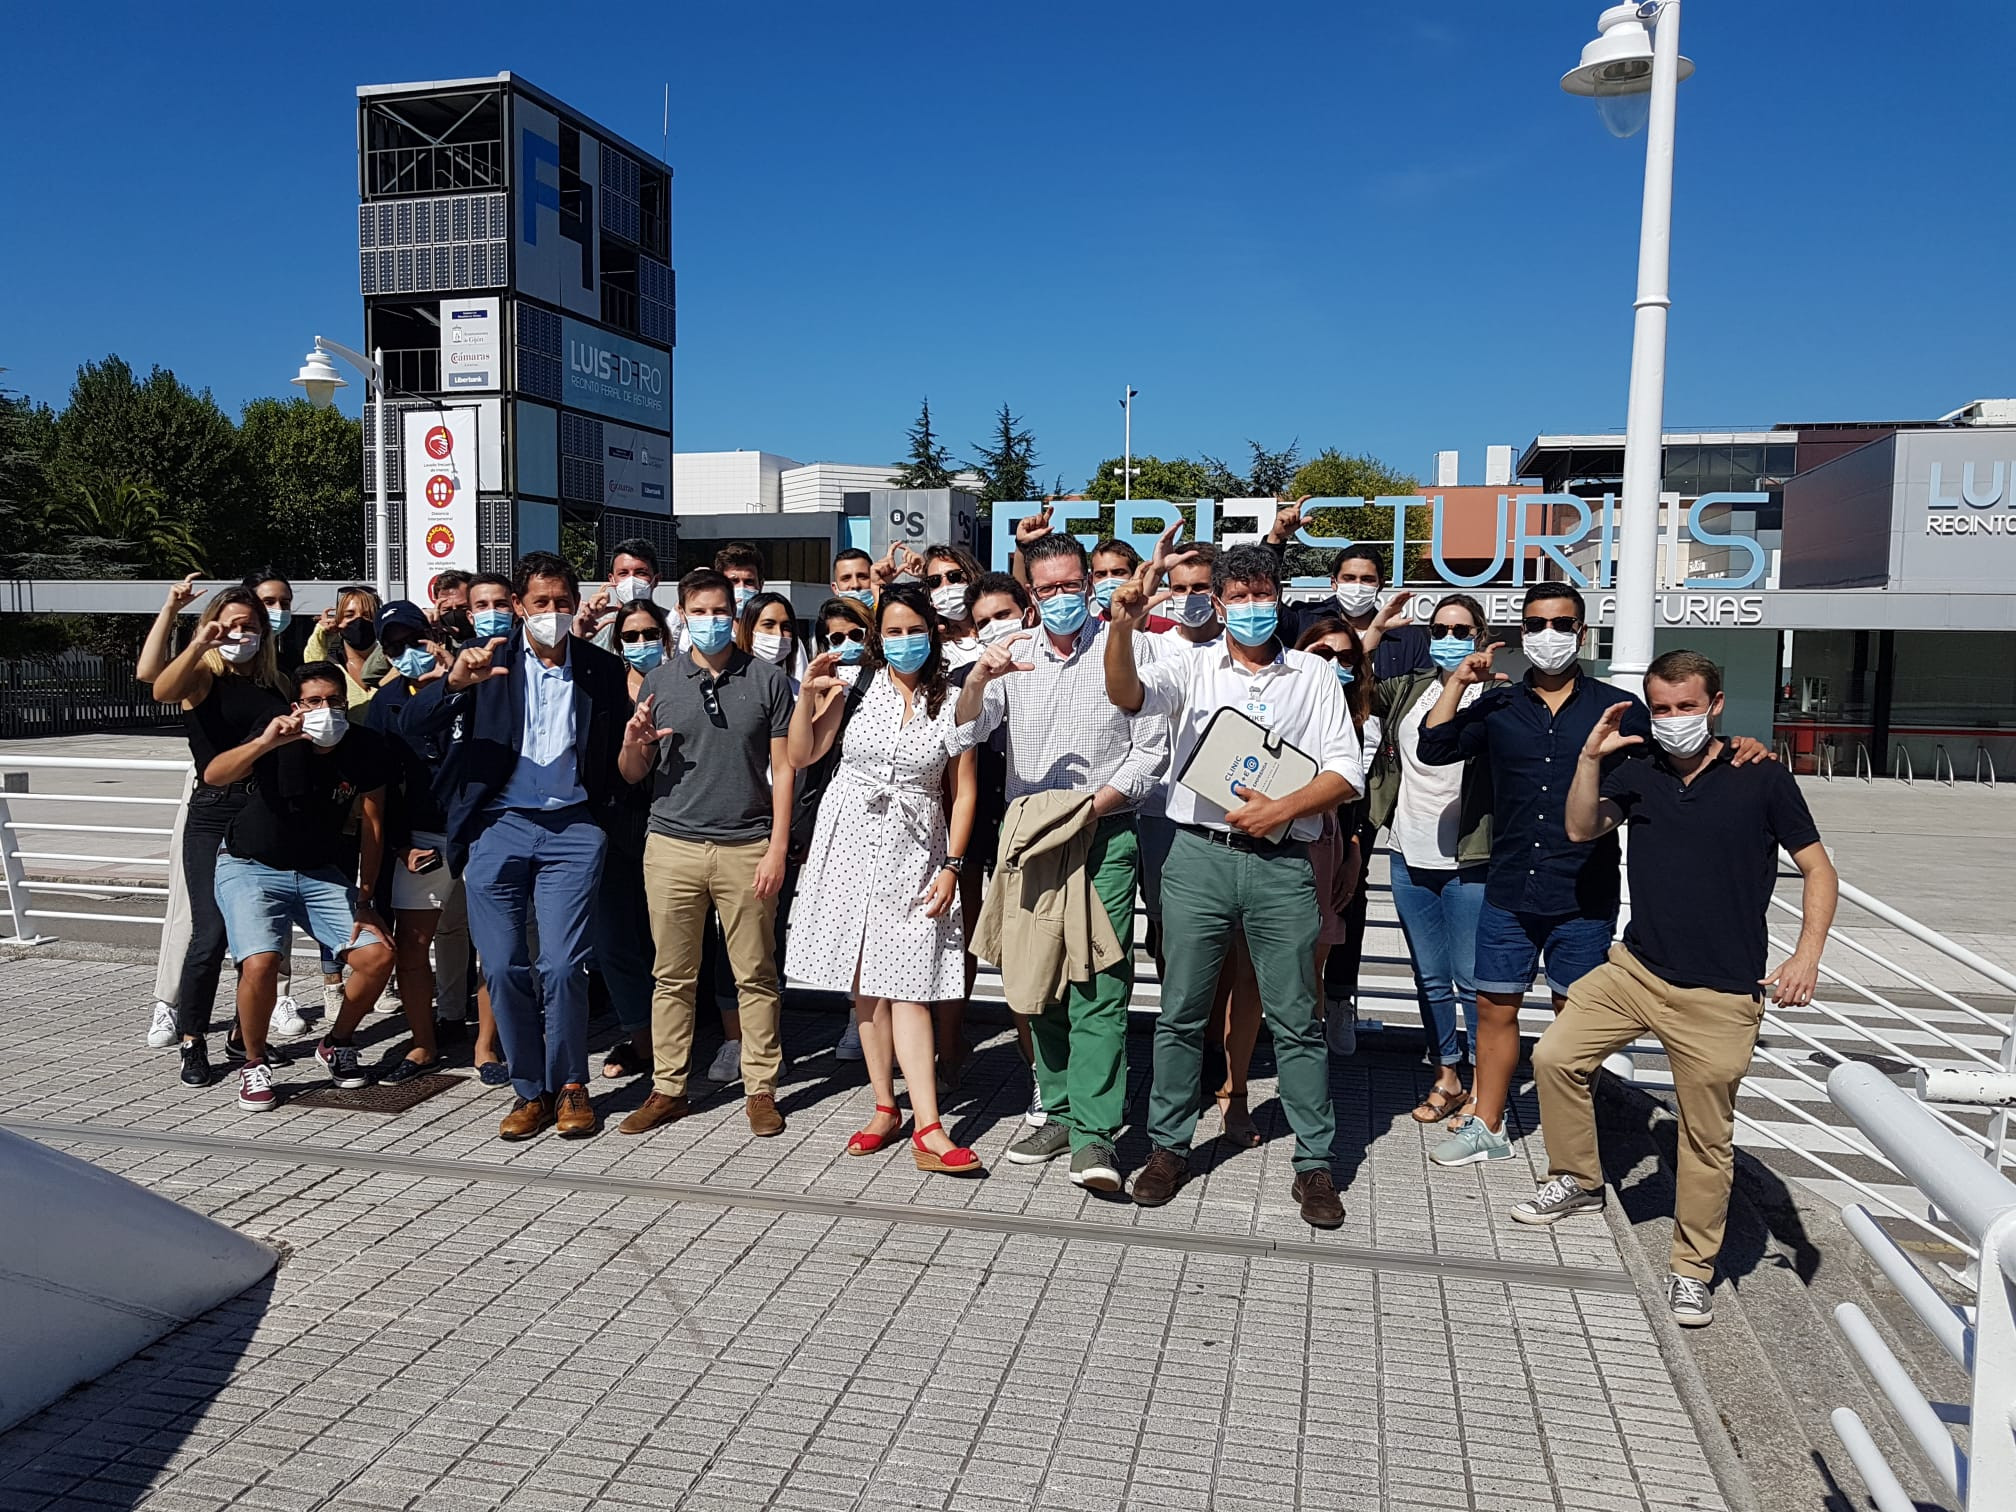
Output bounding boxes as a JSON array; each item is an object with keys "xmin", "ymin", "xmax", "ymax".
[
  {"xmin": 1029, "ymin": 816, "xmax": 1137, "ymax": 1152},
  {"xmin": 1149, "ymin": 828, "xmax": 1334, "ymax": 1171}
]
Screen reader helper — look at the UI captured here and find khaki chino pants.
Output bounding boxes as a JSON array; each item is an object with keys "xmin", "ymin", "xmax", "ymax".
[
  {"xmin": 642, "ymin": 833, "xmax": 783, "ymax": 1099},
  {"xmin": 1533, "ymin": 944, "xmax": 1763, "ymax": 1282}
]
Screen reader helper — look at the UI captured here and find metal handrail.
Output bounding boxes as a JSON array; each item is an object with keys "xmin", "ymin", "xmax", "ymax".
[
  {"xmin": 1981, "ymin": 745, "xmax": 2000, "ymax": 789},
  {"xmin": 1829, "ymin": 1062, "xmax": 2016, "ymax": 1511},
  {"xmin": 0, "ymin": 756, "xmax": 194, "ymax": 946},
  {"xmin": 1894, "ymin": 745, "xmax": 1915, "ymax": 784},
  {"xmin": 1936, "ymin": 743, "xmax": 1957, "ymax": 786},
  {"xmin": 1819, "ymin": 742, "xmax": 1837, "ymax": 780},
  {"xmin": 1855, "ymin": 742, "xmax": 1873, "ymax": 781}
]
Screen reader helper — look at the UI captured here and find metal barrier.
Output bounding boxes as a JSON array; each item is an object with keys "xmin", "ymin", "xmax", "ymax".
[
  {"xmin": 1936, "ymin": 743, "xmax": 1957, "ymax": 786},
  {"xmin": 1894, "ymin": 745, "xmax": 1916, "ymax": 785},
  {"xmin": 1980, "ymin": 745, "xmax": 1999, "ymax": 789},
  {"xmin": 1827, "ymin": 1061, "xmax": 2016, "ymax": 1511},
  {"xmin": 0, "ymin": 756, "xmax": 191, "ymax": 943},
  {"xmin": 1856, "ymin": 742, "xmax": 1874, "ymax": 782}
]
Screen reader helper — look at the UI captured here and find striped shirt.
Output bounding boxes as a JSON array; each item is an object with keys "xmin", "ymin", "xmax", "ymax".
[{"xmin": 962, "ymin": 620, "xmax": 1168, "ymax": 807}]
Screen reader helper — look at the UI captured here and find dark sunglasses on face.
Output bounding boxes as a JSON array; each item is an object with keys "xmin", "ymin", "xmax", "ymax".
[
  {"xmin": 924, "ymin": 569, "xmax": 968, "ymax": 589},
  {"xmin": 620, "ymin": 628, "xmax": 664, "ymax": 644},
  {"xmin": 1304, "ymin": 644, "xmax": 1362, "ymax": 668},
  {"xmin": 824, "ymin": 628, "xmax": 867, "ymax": 649},
  {"xmin": 1428, "ymin": 623, "xmax": 1478, "ymax": 640},
  {"xmin": 1522, "ymin": 615, "xmax": 1581, "ymax": 635}
]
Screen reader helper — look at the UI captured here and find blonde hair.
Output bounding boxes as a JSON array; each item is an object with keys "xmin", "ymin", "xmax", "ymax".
[
  {"xmin": 335, "ymin": 587, "xmax": 382, "ymax": 627},
  {"xmin": 195, "ymin": 588, "xmax": 288, "ymax": 697}
]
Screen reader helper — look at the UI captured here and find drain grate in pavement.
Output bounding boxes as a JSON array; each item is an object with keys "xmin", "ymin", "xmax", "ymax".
[{"xmin": 290, "ymin": 1073, "xmax": 462, "ymax": 1114}]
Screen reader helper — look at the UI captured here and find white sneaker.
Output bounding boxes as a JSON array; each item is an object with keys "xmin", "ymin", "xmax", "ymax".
[
  {"xmin": 321, "ymin": 981, "xmax": 344, "ymax": 1019},
  {"xmin": 271, "ymin": 995, "xmax": 309, "ymax": 1039},
  {"xmin": 706, "ymin": 1040, "xmax": 742, "ymax": 1085},
  {"xmin": 378, "ymin": 979, "xmax": 403, "ymax": 1015},
  {"xmin": 147, "ymin": 1001, "xmax": 178, "ymax": 1049},
  {"xmin": 834, "ymin": 1020, "xmax": 864, "ymax": 1062},
  {"xmin": 1024, "ymin": 1082, "xmax": 1047, "ymax": 1127}
]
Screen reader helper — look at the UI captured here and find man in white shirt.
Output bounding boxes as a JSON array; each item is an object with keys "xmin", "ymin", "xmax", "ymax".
[{"xmin": 1105, "ymin": 542, "xmax": 1364, "ymax": 1227}]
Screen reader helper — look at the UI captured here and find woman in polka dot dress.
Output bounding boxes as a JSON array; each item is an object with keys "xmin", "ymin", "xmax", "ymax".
[{"xmin": 786, "ymin": 585, "xmax": 984, "ymax": 1175}]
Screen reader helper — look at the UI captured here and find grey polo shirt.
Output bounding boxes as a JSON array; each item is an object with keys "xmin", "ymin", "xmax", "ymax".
[{"xmin": 636, "ymin": 648, "xmax": 795, "ymax": 844}]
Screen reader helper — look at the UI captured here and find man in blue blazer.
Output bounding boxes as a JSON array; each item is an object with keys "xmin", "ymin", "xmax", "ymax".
[{"xmin": 405, "ymin": 551, "xmax": 631, "ymax": 1140}]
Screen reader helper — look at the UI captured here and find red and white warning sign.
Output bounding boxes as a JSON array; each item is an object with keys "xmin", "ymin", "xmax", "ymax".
[{"xmin": 403, "ymin": 408, "xmax": 477, "ymax": 591}]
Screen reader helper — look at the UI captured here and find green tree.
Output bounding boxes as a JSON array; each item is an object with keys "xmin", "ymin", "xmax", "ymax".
[
  {"xmin": 0, "ymin": 377, "xmax": 54, "ymax": 575},
  {"xmin": 46, "ymin": 356, "xmax": 248, "ymax": 568},
  {"xmin": 1245, "ymin": 439, "xmax": 1301, "ymax": 498},
  {"xmin": 1283, "ymin": 448, "xmax": 1428, "ymax": 580},
  {"xmin": 1082, "ymin": 454, "xmax": 1233, "ymax": 509},
  {"xmin": 967, "ymin": 404, "xmax": 1039, "ymax": 515},
  {"xmin": 237, "ymin": 397, "xmax": 364, "ymax": 579},
  {"xmin": 890, "ymin": 397, "xmax": 956, "ymax": 489},
  {"xmin": 27, "ymin": 479, "xmax": 203, "ymax": 578}
]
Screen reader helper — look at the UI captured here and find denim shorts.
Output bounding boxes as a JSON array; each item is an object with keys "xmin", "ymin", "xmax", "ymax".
[
  {"xmin": 214, "ymin": 851, "xmax": 377, "ymax": 963},
  {"xmin": 1472, "ymin": 899, "xmax": 1614, "ymax": 998}
]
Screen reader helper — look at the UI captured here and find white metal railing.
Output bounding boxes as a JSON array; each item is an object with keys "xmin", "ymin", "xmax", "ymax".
[
  {"xmin": 1936, "ymin": 743, "xmax": 1957, "ymax": 786},
  {"xmin": 1827, "ymin": 1060, "xmax": 2016, "ymax": 1512},
  {"xmin": 1980, "ymin": 746, "xmax": 1999, "ymax": 789},
  {"xmin": 1856, "ymin": 742, "xmax": 1874, "ymax": 782},
  {"xmin": 0, "ymin": 756, "xmax": 191, "ymax": 941},
  {"xmin": 1894, "ymin": 745, "xmax": 1916, "ymax": 784}
]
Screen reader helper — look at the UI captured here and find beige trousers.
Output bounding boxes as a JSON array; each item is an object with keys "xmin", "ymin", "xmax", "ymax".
[
  {"xmin": 642, "ymin": 834, "xmax": 782, "ymax": 1098},
  {"xmin": 1532, "ymin": 944, "xmax": 1763, "ymax": 1282}
]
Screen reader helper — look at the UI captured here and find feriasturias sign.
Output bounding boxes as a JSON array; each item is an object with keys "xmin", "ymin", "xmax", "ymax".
[{"xmin": 993, "ymin": 491, "xmax": 1770, "ymax": 628}]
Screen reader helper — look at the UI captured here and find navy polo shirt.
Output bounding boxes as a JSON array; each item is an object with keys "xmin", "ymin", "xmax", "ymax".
[
  {"xmin": 1416, "ymin": 669, "xmax": 1651, "ymax": 918},
  {"xmin": 1603, "ymin": 743, "xmax": 1822, "ymax": 996}
]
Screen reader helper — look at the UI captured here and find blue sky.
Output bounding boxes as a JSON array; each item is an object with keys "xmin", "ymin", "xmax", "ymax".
[{"xmin": 4, "ymin": 1, "xmax": 2011, "ymax": 491}]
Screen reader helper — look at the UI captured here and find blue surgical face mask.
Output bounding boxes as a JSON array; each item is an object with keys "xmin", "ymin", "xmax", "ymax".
[
  {"xmin": 393, "ymin": 646, "xmax": 435, "ymax": 681},
  {"xmin": 266, "ymin": 607, "xmax": 293, "ymax": 634},
  {"xmin": 1334, "ymin": 664, "xmax": 1356, "ymax": 687},
  {"xmin": 1038, "ymin": 591, "xmax": 1089, "ymax": 637},
  {"xmin": 842, "ymin": 588, "xmax": 875, "ymax": 607},
  {"xmin": 623, "ymin": 640, "xmax": 665, "ymax": 672},
  {"xmin": 835, "ymin": 638, "xmax": 865, "ymax": 664},
  {"xmin": 733, "ymin": 585, "xmax": 756, "ymax": 612},
  {"xmin": 1429, "ymin": 635, "xmax": 1475, "ymax": 672},
  {"xmin": 1222, "ymin": 601, "xmax": 1279, "ymax": 647},
  {"xmin": 686, "ymin": 612, "xmax": 734, "ymax": 654},
  {"xmin": 1092, "ymin": 578, "xmax": 1122, "ymax": 611},
  {"xmin": 473, "ymin": 608, "xmax": 513, "ymax": 639},
  {"xmin": 881, "ymin": 630, "xmax": 931, "ymax": 674}
]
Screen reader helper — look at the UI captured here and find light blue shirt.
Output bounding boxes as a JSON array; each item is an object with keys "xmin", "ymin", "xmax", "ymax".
[{"xmin": 495, "ymin": 639, "xmax": 587, "ymax": 812}]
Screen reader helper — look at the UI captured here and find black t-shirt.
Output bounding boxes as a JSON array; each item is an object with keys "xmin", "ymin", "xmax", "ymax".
[
  {"xmin": 186, "ymin": 675, "xmax": 288, "ymax": 782},
  {"xmin": 225, "ymin": 725, "xmax": 395, "ymax": 875},
  {"xmin": 1603, "ymin": 745, "xmax": 1822, "ymax": 995}
]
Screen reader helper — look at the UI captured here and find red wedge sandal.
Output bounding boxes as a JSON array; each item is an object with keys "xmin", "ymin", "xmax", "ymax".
[
  {"xmin": 846, "ymin": 1104, "xmax": 904, "ymax": 1156},
  {"xmin": 911, "ymin": 1122, "xmax": 984, "ymax": 1176}
]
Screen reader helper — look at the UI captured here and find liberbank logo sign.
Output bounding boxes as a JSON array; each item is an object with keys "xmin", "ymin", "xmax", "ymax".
[
  {"xmin": 1927, "ymin": 461, "xmax": 2016, "ymax": 535},
  {"xmin": 560, "ymin": 316, "xmax": 668, "ymax": 427}
]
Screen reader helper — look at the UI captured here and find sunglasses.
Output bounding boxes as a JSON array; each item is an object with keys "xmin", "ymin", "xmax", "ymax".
[
  {"xmin": 824, "ymin": 628, "xmax": 867, "ymax": 649},
  {"xmin": 1304, "ymin": 645, "xmax": 1362, "ymax": 668},
  {"xmin": 924, "ymin": 569, "xmax": 968, "ymax": 590},
  {"xmin": 1428, "ymin": 623, "xmax": 1478, "ymax": 640},
  {"xmin": 620, "ymin": 628, "xmax": 665, "ymax": 644},
  {"xmin": 1522, "ymin": 616, "xmax": 1581, "ymax": 635}
]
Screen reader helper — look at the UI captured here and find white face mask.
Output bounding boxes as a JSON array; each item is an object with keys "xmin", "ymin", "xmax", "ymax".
[
  {"xmin": 1334, "ymin": 582, "xmax": 1379, "ymax": 617},
  {"xmin": 752, "ymin": 630, "xmax": 792, "ymax": 664},
  {"xmin": 978, "ymin": 615, "xmax": 1029, "ymax": 647},
  {"xmin": 525, "ymin": 612, "xmax": 570, "ymax": 648},
  {"xmin": 1651, "ymin": 713, "xmax": 1713, "ymax": 758},
  {"xmin": 217, "ymin": 632, "xmax": 262, "ymax": 664},
  {"xmin": 301, "ymin": 707, "xmax": 347, "ymax": 749},
  {"xmin": 930, "ymin": 584, "xmax": 968, "ymax": 622},
  {"xmin": 611, "ymin": 576, "xmax": 653, "ymax": 605},
  {"xmin": 1521, "ymin": 627, "xmax": 1581, "ymax": 673},
  {"xmin": 1169, "ymin": 591, "xmax": 1216, "ymax": 628}
]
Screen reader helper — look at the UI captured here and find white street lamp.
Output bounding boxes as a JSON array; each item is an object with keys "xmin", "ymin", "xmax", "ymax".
[
  {"xmin": 293, "ymin": 337, "xmax": 391, "ymax": 598},
  {"xmin": 1119, "ymin": 386, "xmax": 1139, "ymax": 502},
  {"xmin": 1563, "ymin": 1, "xmax": 1693, "ymax": 700}
]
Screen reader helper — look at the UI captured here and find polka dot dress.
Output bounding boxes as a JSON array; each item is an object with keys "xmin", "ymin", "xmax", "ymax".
[{"xmin": 786, "ymin": 670, "xmax": 979, "ymax": 1002}]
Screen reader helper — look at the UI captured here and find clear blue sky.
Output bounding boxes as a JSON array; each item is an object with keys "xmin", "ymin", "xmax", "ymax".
[{"xmin": 4, "ymin": 1, "xmax": 2010, "ymax": 491}]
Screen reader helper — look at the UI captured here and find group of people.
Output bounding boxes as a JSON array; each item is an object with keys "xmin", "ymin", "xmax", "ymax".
[{"xmin": 137, "ymin": 498, "xmax": 1839, "ymax": 1324}]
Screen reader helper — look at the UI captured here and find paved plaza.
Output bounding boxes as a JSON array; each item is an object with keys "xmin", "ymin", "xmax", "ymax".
[{"xmin": 0, "ymin": 951, "xmax": 1728, "ymax": 1512}]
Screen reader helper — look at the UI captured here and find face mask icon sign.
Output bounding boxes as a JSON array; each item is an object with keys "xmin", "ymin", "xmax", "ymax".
[
  {"xmin": 425, "ymin": 425, "xmax": 454, "ymax": 461},
  {"xmin": 426, "ymin": 524, "xmax": 455, "ymax": 559}
]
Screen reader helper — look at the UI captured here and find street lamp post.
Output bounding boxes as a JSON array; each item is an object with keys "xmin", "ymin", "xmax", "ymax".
[
  {"xmin": 293, "ymin": 337, "xmax": 391, "ymax": 598},
  {"xmin": 1562, "ymin": 2, "xmax": 1694, "ymax": 699},
  {"xmin": 1119, "ymin": 386, "xmax": 1139, "ymax": 502}
]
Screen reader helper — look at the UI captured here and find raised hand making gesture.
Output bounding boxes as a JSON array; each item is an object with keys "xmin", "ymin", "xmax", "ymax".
[
  {"xmin": 165, "ymin": 572, "xmax": 206, "ymax": 613},
  {"xmin": 1106, "ymin": 562, "xmax": 1173, "ymax": 634},
  {"xmin": 1580, "ymin": 701, "xmax": 1646, "ymax": 762},
  {"xmin": 970, "ymin": 628, "xmax": 1035, "ymax": 684},
  {"xmin": 1266, "ymin": 495, "xmax": 1316, "ymax": 545},
  {"xmin": 1013, "ymin": 503, "xmax": 1055, "ymax": 549},
  {"xmin": 446, "ymin": 636, "xmax": 513, "ymax": 692},
  {"xmin": 1452, "ymin": 640, "xmax": 1510, "ymax": 687},
  {"xmin": 623, "ymin": 693, "xmax": 674, "ymax": 752}
]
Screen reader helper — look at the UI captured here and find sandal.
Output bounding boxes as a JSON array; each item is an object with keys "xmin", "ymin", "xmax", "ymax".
[
  {"xmin": 846, "ymin": 1103, "xmax": 904, "ymax": 1156},
  {"xmin": 911, "ymin": 1121, "xmax": 984, "ymax": 1176},
  {"xmin": 602, "ymin": 1040, "xmax": 650, "ymax": 1080},
  {"xmin": 1217, "ymin": 1093, "xmax": 1261, "ymax": 1149},
  {"xmin": 477, "ymin": 1060, "xmax": 512, "ymax": 1088},
  {"xmin": 1411, "ymin": 1084, "xmax": 1472, "ymax": 1125}
]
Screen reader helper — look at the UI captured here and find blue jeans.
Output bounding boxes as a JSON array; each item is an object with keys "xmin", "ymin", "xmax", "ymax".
[
  {"xmin": 461, "ymin": 806, "xmax": 607, "ymax": 1100},
  {"xmin": 1473, "ymin": 900, "xmax": 1616, "ymax": 998},
  {"xmin": 1387, "ymin": 855, "xmax": 1487, "ymax": 1066},
  {"xmin": 593, "ymin": 812, "xmax": 655, "ymax": 1035}
]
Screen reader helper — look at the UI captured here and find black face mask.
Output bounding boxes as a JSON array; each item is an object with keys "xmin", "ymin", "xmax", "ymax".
[
  {"xmin": 340, "ymin": 620, "xmax": 378, "ymax": 652},
  {"xmin": 435, "ymin": 608, "xmax": 473, "ymax": 644}
]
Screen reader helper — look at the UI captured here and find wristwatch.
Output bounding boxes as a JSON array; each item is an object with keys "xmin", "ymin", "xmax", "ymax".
[{"xmin": 941, "ymin": 855, "xmax": 965, "ymax": 874}]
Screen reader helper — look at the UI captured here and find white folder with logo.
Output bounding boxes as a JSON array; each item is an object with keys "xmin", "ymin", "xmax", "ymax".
[{"xmin": 1173, "ymin": 707, "xmax": 1319, "ymax": 844}]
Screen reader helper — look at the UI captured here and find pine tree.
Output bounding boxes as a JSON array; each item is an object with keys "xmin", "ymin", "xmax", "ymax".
[
  {"xmin": 968, "ymin": 403, "xmax": 1039, "ymax": 513},
  {"xmin": 890, "ymin": 398, "xmax": 956, "ymax": 489}
]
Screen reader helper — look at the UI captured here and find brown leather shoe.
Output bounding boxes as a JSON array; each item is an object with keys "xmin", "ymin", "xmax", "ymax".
[
  {"xmin": 499, "ymin": 1094, "xmax": 554, "ymax": 1141},
  {"xmin": 745, "ymin": 1092, "xmax": 785, "ymax": 1137},
  {"xmin": 1292, "ymin": 1167, "xmax": 1345, "ymax": 1229},
  {"xmin": 554, "ymin": 1085, "xmax": 600, "ymax": 1139},
  {"xmin": 1130, "ymin": 1148, "xmax": 1189, "ymax": 1207},
  {"xmin": 618, "ymin": 1091, "xmax": 689, "ymax": 1136}
]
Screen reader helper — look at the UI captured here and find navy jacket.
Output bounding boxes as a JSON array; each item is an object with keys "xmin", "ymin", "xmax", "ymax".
[{"xmin": 402, "ymin": 630, "xmax": 633, "ymax": 870}]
